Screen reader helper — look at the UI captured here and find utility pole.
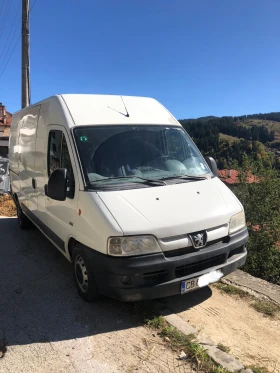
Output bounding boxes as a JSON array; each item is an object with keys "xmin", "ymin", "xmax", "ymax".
[{"xmin": 22, "ymin": 0, "xmax": 30, "ymax": 109}]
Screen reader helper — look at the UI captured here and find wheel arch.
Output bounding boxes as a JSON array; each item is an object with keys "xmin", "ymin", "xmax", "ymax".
[{"xmin": 67, "ymin": 236, "xmax": 78, "ymax": 261}]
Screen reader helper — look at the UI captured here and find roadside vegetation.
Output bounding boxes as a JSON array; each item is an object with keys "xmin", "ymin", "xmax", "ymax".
[
  {"xmin": 249, "ymin": 366, "xmax": 269, "ymax": 373},
  {"xmin": 234, "ymin": 157, "xmax": 280, "ymax": 285},
  {"xmin": 217, "ymin": 344, "xmax": 230, "ymax": 353},
  {"xmin": 214, "ymin": 283, "xmax": 248, "ymax": 298},
  {"xmin": 214, "ymin": 283, "xmax": 280, "ymax": 318},
  {"xmin": 146, "ymin": 314, "xmax": 270, "ymax": 373},
  {"xmin": 146, "ymin": 315, "xmax": 229, "ymax": 373}
]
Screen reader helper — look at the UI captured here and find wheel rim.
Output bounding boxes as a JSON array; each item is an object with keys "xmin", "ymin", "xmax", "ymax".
[{"xmin": 75, "ymin": 255, "xmax": 88, "ymax": 293}]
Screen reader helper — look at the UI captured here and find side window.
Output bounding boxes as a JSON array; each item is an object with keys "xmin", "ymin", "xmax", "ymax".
[
  {"xmin": 48, "ymin": 130, "xmax": 75, "ymax": 199},
  {"xmin": 49, "ymin": 131, "xmax": 62, "ymax": 175}
]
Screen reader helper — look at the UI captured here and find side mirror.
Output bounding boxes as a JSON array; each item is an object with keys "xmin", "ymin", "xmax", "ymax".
[
  {"xmin": 46, "ymin": 168, "xmax": 67, "ymax": 201},
  {"xmin": 205, "ymin": 156, "xmax": 218, "ymax": 176}
]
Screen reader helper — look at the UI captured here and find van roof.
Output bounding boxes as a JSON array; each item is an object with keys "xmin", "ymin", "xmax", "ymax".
[
  {"xmin": 14, "ymin": 94, "xmax": 179, "ymax": 127},
  {"xmin": 61, "ymin": 94, "xmax": 178, "ymax": 126}
]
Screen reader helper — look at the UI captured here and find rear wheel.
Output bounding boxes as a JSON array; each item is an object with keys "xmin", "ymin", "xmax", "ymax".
[
  {"xmin": 72, "ymin": 245, "xmax": 99, "ymax": 302},
  {"xmin": 15, "ymin": 198, "xmax": 32, "ymax": 229}
]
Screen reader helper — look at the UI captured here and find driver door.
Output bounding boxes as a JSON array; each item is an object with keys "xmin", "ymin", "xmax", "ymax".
[{"xmin": 45, "ymin": 126, "xmax": 79, "ymax": 253}]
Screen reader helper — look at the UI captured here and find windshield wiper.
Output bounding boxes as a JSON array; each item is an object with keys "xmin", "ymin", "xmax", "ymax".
[
  {"xmin": 159, "ymin": 174, "xmax": 207, "ymax": 181},
  {"xmin": 88, "ymin": 176, "xmax": 167, "ymax": 186}
]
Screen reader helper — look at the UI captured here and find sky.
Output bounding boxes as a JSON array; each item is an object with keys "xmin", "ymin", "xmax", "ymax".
[{"xmin": 0, "ymin": 0, "xmax": 280, "ymax": 118}]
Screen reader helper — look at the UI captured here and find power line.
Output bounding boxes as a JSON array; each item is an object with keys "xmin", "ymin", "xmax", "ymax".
[
  {"xmin": 30, "ymin": 0, "xmax": 37, "ymax": 11},
  {"xmin": 0, "ymin": 0, "xmax": 8, "ymax": 34},
  {"xmin": 0, "ymin": 19, "xmax": 20, "ymax": 72},
  {"xmin": 0, "ymin": 0, "xmax": 21, "ymax": 61},
  {"xmin": 0, "ymin": 35, "xmax": 19, "ymax": 80},
  {"xmin": 0, "ymin": 0, "xmax": 13, "ymax": 40},
  {"xmin": 0, "ymin": 0, "xmax": 38, "ymax": 81}
]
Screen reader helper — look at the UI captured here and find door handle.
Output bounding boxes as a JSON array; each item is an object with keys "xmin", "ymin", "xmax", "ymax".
[{"xmin": 32, "ymin": 178, "xmax": 36, "ymax": 189}]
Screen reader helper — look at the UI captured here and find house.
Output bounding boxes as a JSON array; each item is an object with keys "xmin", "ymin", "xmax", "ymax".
[
  {"xmin": 0, "ymin": 103, "xmax": 12, "ymax": 158},
  {"xmin": 218, "ymin": 169, "xmax": 258, "ymax": 187}
]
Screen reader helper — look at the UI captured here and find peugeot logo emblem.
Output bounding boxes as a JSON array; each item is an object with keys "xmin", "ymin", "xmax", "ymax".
[{"xmin": 189, "ymin": 231, "xmax": 207, "ymax": 249}]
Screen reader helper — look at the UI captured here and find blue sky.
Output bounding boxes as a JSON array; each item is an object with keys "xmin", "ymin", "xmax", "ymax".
[{"xmin": 0, "ymin": 0, "xmax": 280, "ymax": 118}]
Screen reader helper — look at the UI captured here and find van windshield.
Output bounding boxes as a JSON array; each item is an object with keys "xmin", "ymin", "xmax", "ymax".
[{"xmin": 74, "ymin": 125, "xmax": 210, "ymax": 186}]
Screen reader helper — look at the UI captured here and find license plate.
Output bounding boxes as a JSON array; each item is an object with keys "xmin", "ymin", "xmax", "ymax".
[
  {"xmin": 181, "ymin": 270, "xmax": 224, "ymax": 294},
  {"xmin": 181, "ymin": 277, "xmax": 199, "ymax": 294}
]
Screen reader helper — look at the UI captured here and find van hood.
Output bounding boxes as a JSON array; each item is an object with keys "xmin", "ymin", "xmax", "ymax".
[{"xmin": 97, "ymin": 177, "xmax": 243, "ymax": 239}]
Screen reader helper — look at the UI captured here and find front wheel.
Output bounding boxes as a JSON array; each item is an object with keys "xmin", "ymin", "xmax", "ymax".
[{"xmin": 72, "ymin": 245, "xmax": 99, "ymax": 302}]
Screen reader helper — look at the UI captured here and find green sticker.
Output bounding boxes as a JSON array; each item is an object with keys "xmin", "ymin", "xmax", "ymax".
[{"xmin": 80, "ymin": 135, "xmax": 88, "ymax": 142}]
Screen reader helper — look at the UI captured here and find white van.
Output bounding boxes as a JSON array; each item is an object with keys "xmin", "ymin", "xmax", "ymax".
[{"xmin": 9, "ymin": 94, "xmax": 248, "ymax": 302}]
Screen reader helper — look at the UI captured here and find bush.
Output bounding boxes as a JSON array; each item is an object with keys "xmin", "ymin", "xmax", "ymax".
[{"xmin": 234, "ymin": 157, "xmax": 280, "ymax": 285}]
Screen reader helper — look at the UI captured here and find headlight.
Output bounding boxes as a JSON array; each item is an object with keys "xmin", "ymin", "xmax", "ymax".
[
  {"xmin": 229, "ymin": 210, "xmax": 246, "ymax": 234},
  {"xmin": 108, "ymin": 235, "xmax": 161, "ymax": 256}
]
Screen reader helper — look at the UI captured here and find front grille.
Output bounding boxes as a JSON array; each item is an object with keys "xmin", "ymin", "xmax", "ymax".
[
  {"xmin": 206, "ymin": 236, "xmax": 229, "ymax": 247},
  {"xmin": 175, "ymin": 254, "xmax": 226, "ymax": 278},
  {"xmin": 164, "ymin": 236, "xmax": 229, "ymax": 258},
  {"xmin": 164, "ymin": 247, "xmax": 196, "ymax": 258},
  {"xmin": 228, "ymin": 246, "xmax": 244, "ymax": 259},
  {"xmin": 142, "ymin": 269, "xmax": 168, "ymax": 285}
]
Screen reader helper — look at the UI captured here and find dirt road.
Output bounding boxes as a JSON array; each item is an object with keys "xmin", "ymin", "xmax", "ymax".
[{"xmin": 0, "ymin": 217, "xmax": 192, "ymax": 373}]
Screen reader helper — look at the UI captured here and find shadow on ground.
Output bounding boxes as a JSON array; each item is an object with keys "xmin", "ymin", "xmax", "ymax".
[{"xmin": 0, "ymin": 218, "xmax": 211, "ymax": 347}]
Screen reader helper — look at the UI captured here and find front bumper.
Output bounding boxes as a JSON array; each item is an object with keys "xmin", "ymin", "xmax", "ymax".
[{"xmin": 84, "ymin": 228, "xmax": 248, "ymax": 302}]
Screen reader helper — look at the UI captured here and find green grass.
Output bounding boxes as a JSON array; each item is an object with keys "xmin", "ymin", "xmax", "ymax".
[
  {"xmin": 217, "ymin": 343, "xmax": 230, "ymax": 353},
  {"xmin": 250, "ymin": 299, "xmax": 280, "ymax": 317},
  {"xmin": 146, "ymin": 315, "xmax": 166, "ymax": 329},
  {"xmin": 214, "ymin": 283, "xmax": 249, "ymax": 298},
  {"xmin": 160, "ymin": 325, "xmax": 196, "ymax": 347},
  {"xmin": 249, "ymin": 365, "xmax": 269, "ymax": 373},
  {"xmin": 145, "ymin": 315, "xmax": 230, "ymax": 373}
]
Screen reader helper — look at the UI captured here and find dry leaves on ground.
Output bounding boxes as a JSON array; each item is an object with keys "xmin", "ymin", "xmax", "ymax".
[{"xmin": 0, "ymin": 194, "xmax": 16, "ymax": 217}]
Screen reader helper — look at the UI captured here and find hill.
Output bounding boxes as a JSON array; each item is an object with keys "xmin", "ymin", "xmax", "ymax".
[{"xmin": 179, "ymin": 112, "xmax": 280, "ymax": 169}]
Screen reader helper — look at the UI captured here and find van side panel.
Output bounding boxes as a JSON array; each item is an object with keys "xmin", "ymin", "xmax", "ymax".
[
  {"xmin": 35, "ymin": 101, "xmax": 49, "ymax": 224},
  {"xmin": 9, "ymin": 112, "xmax": 22, "ymax": 194},
  {"xmin": 18, "ymin": 105, "xmax": 41, "ymax": 212}
]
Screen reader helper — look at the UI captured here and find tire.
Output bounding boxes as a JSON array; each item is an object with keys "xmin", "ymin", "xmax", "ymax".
[
  {"xmin": 72, "ymin": 245, "xmax": 99, "ymax": 302},
  {"xmin": 15, "ymin": 198, "xmax": 32, "ymax": 229}
]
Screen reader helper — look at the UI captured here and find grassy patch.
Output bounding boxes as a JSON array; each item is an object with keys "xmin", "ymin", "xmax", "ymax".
[
  {"xmin": 250, "ymin": 299, "xmax": 280, "ymax": 317},
  {"xmin": 212, "ymin": 367, "xmax": 229, "ymax": 373},
  {"xmin": 160, "ymin": 325, "xmax": 196, "ymax": 347},
  {"xmin": 249, "ymin": 366, "xmax": 269, "ymax": 373},
  {"xmin": 217, "ymin": 343, "xmax": 230, "ymax": 353},
  {"xmin": 146, "ymin": 315, "xmax": 166, "ymax": 329},
  {"xmin": 214, "ymin": 283, "xmax": 248, "ymax": 298},
  {"xmin": 145, "ymin": 316, "xmax": 230, "ymax": 373}
]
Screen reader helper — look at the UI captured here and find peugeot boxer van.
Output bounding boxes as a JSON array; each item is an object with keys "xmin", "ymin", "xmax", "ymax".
[{"xmin": 9, "ymin": 94, "xmax": 248, "ymax": 302}]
